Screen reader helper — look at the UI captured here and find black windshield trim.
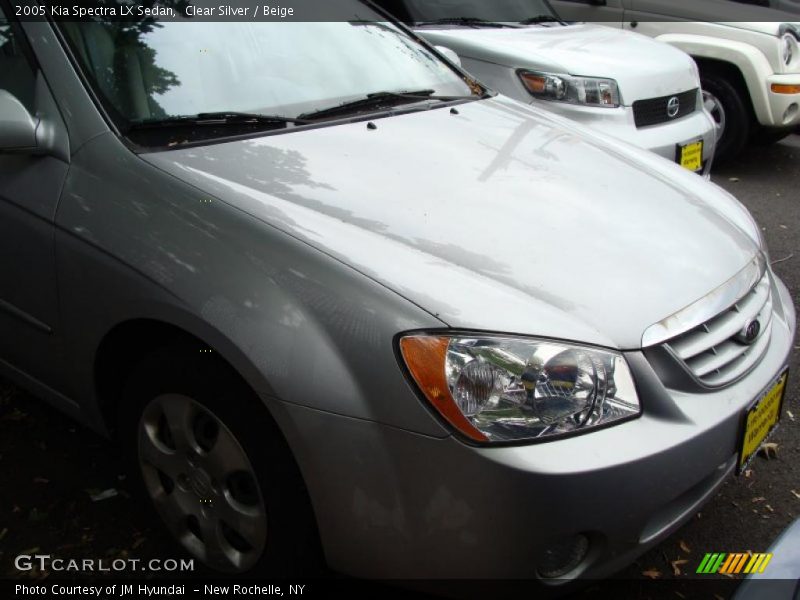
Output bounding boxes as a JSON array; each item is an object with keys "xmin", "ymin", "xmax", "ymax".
[{"xmin": 127, "ymin": 95, "xmax": 490, "ymax": 153}]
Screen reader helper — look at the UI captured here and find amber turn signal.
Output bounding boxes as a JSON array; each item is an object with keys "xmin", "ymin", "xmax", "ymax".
[{"xmin": 399, "ymin": 336, "xmax": 488, "ymax": 442}]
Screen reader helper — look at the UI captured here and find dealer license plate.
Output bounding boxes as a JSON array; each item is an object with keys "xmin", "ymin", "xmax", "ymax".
[
  {"xmin": 677, "ymin": 140, "xmax": 704, "ymax": 172},
  {"xmin": 738, "ymin": 370, "xmax": 788, "ymax": 474}
]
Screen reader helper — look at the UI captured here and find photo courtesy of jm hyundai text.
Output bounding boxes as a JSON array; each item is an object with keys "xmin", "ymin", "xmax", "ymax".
[{"xmin": 0, "ymin": 0, "xmax": 795, "ymax": 591}]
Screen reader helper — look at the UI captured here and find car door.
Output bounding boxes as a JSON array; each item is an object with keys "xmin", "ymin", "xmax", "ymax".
[
  {"xmin": 549, "ymin": 0, "xmax": 627, "ymax": 27},
  {"xmin": 0, "ymin": 4, "xmax": 68, "ymax": 383}
]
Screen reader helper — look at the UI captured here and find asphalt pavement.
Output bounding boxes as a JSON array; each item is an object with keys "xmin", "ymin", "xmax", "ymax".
[{"xmin": 0, "ymin": 135, "xmax": 798, "ymax": 595}]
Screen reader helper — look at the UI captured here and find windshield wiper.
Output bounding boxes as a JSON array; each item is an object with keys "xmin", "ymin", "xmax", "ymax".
[
  {"xmin": 519, "ymin": 15, "xmax": 566, "ymax": 25},
  {"xmin": 128, "ymin": 111, "xmax": 311, "ymax": 131},
  {"xmin": 416, "ymin": 17, "xmax": 518, "ymax": 28},
  {"xmin": 298, "ymin": 90, "xmax": 477, "ymax": 121}
]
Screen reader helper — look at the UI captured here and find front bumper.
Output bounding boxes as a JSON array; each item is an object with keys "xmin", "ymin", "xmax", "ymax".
[
  {"xmin": 764, "ymin": 74, "xmax": 800, "ymax": 128},
  {"xmin": 533, "ymin": 100, "xmax": 717, "ymax": 175},
  {"xmin": 280, "ymin": 278, "xmax": 794, "ymax": 582}
]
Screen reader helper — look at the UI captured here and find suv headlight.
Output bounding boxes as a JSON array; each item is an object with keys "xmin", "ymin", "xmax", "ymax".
[
  {"xmin": 781, "ymin": 33, "xmax": 796, "ymax": 66},
  {"xmin": 400, "ymin": 334, "xmax": 640, "ymax": 443},
  {"xmin": 518, "ymin": 70, "xmax": 621, "ymax": 108}
]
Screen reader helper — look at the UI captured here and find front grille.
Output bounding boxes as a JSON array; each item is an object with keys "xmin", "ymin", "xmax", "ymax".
[
  {"xmin": 662, "ymin": 273, "xmax": 773, "ymax": 388},
  {"xmin": 633, "ymin": 89, "xmax": 698, "ymax": 128}
]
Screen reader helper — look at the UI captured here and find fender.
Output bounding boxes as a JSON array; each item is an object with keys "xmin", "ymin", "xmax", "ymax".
[{"xmin": 654, "ymin": 33, "xmax": 776, "ymax": 126}]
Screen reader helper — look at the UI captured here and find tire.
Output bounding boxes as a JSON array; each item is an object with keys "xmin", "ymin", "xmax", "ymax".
[
  {"xmin": 700, "ymin": 69, "xmax": 752, "ymax": 162},
  {"xmin": 118, "ymin": 344, "xmax": 321, "ymax": 576}
]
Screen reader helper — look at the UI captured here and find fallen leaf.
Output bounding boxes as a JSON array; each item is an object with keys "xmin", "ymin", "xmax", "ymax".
[
  {"xmin": 759, "ymin": 443, "xmax": 779, "ymax": 460},
  {"xmin": 745, "ymin": 469, "xmax": 753, "ymax": 478},
  {"xmin": 729, "ymin": 177, "xmax": 740, "ymax": 182},
  {"xmin": 679, "ymin": 540, "xmax": 691, "ymax": 554},
  {"xmin": 642, "ymin": 568, "xmax": 662, "ymax": 579},
  {"xmin": 3, "ymin": 408, "xmax": 28, "ymax": 421},
  {"xmin": 28, "ymin": 508, "xmax": 48, "ymax": 522},
  {"xmin": 791, "ymin": 490, "xmax": 800, "ymax": 500},
  {"xmin": 787, "ymin": 411, "xmax": 795, "ymax": 422},
  {"xmin": 671, "ymin": 559, "xmax": 689, "ymax": 576},
  {"xmin": 88, "ymin": 488, "xmax": 118, "ymax": 502},
  {"xmin": 752, "ymin": 497, "xmax": 766, "ymax": 503},
  {"xmin": 765, "ymin": 504, "xmax": 774, "ymax": 513}
]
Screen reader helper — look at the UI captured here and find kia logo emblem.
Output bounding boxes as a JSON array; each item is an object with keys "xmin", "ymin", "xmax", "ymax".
[
  {"xmin": 667, "ymin": 96, "xmax": 680, "ymax": 118},
  {"xmin": 735, "ymin": 319, "xmax": 762, "ymax": 345}
]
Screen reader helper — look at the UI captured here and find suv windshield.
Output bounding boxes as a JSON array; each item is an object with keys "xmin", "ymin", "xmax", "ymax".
[
  {"xmin": 377, "ymin": 0, "xmax": 559, "ymax": 24},
  {"xmin": 56, "ymin": 0, "xmax": 476, "ymax": 144}
]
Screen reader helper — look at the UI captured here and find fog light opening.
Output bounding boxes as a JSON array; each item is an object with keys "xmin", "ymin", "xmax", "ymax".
[
  {"xmin": 537, "ymin": 534, "xmax": 591, "ymax": 579},
  {"xmin": 782, "ymin": 103, "xmax": 798, "ymax": 125}
]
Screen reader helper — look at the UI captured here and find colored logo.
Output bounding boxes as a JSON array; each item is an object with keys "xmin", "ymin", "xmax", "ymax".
[
  {"xmin": 696, "ymin": 552, "xmax": 773, "ymax": 575},
  {"xmin": 667, "ymin": 96, "xmax": 681, "ymax": 118}
]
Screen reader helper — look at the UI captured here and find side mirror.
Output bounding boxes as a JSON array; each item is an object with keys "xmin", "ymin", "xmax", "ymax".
[
  {"xmin": 0, "ymin": 89, "xmax": 38, "ymax": 153},
  {"xmin": 435, "ymin": 46, "xmax": 462, "ymax": 67}
]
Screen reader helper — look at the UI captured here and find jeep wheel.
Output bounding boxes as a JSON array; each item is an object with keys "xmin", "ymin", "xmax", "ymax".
[{"xmin": 701, "ymin": 70, "xmax": 751, "ymax": 161}]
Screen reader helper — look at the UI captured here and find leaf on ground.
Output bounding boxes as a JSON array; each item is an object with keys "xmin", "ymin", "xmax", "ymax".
[
  {"xmin": 28, "ymin": 508, "xmax": 49, "ymax": 522},
  {"xmin": 88, "ymin": 488, "xmax": 118, "ymax": 502},
  {"xmin": 642, "ymin": 568, "xmax": 662, "ymax": 579},
  {"xmin": 752, "ymin": 497, "xmax": 766, "ymax": 503},
  {"xmin": 729, "ymin": 177, "xmax": 740, "ymax": 182},
  {"xmin": 3, "ymin": 408, "xmax": 28, "ymax": 421},
  {"xmin": 671, "ymin": 559, "xmax": 689, "ymax": 576},
  {"xmin": 759, "ymin": 443, "xmax": 779, "ymax": 460},
  {"xmin": 744, "ymin": 469, "xmax": 754, "ymax": 478},
  {"xmin": 791, "ymin": 490, "xmax": 800, "ymax": 500},
  {"xmin": 765, "ymin": 504, "xmax": 774, "ymax": 513},
  {"xmin": 787, "ymin": 410, "xmax": 795, "ymax": 421},
  {"xmin": 679, "ymin": 540, "xmax": 691, "ymax": 554}
]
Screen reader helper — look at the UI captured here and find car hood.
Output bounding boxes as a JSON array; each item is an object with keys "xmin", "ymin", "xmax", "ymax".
[
  {"xmin": 144, "ymin": 97, "xmax": 759, "ymax": 350},
  {"xmin": 416, "ymin": 23, "xmax": 699, "ymax": 103}
]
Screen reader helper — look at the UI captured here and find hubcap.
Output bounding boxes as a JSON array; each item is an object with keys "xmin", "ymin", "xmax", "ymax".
[
  {"xmin": 702, "ymin": 89, "xmax": 727, "ymax": 141},
  {"xmin": 138, "ymin": 394, "xmax": 267, "ymax": 572}
]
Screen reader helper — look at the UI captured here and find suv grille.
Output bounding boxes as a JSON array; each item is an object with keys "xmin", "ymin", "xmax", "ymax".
[
  {"xmin": 633, "ymin": 89, "xmax": 698, "ymax": 128},
  {"xmin": 662, "ymin": 273, "xmax": 773, "ymax": 388}
]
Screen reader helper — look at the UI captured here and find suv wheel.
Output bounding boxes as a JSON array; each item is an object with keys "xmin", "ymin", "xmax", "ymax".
[{"xmin": 700, "ymin": 69, "xmax": 751, "ymax": 161}]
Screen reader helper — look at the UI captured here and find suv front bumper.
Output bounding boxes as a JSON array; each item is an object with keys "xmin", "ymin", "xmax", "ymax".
[{"xmin": 532, "ymin": 100, "xmax": 717, "ymax": 176}]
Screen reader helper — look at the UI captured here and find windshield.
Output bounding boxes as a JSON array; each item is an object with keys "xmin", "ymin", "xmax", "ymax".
[
  {"xmin": 380, "ymin": 0, "xmax": 559, "ymax": 23},
  {"xmin": 57, "ymin": 0, "xmax": 474, "ymax": 141}
]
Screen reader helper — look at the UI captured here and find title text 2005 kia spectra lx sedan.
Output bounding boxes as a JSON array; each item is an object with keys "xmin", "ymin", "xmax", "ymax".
[{"xmin": 0, "ymin": 0, "xmax": 795, "ymax": 585}]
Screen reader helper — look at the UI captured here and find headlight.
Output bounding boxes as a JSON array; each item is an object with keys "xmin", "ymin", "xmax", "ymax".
[
  {"xmin": 399, "ymin": 334, "xmax": 640, "ymax": 443},
  {"xmin": 781, "ymin": 33, "xmax": 796, "ymax": 66},
  {"xmin": 519, "ymin": 70, "xmax": 620, "ymax": 108}
]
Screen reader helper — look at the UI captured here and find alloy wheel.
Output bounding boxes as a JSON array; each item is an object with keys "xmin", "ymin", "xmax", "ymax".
[{"xmin": 703, "ymin": 89, "xmax": 727, "ymax": 141}]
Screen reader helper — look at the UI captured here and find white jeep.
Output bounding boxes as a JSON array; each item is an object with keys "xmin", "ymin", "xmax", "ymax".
[{"xmin": 551, "ymin": 0, "xmax": 800, "ymax": 159}]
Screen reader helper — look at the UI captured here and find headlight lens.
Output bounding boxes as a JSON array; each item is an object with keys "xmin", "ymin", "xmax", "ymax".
[
  {"xmin": 782, "ymin": 33, "xmax": 796, "ymax": 66},
  {"xmin": 400, "ymin": 334, "xmax": 640, "ymax": 443},
  {"xmin": 519, "ymin": 70, "xmax": 620, "ymax": 108}
]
